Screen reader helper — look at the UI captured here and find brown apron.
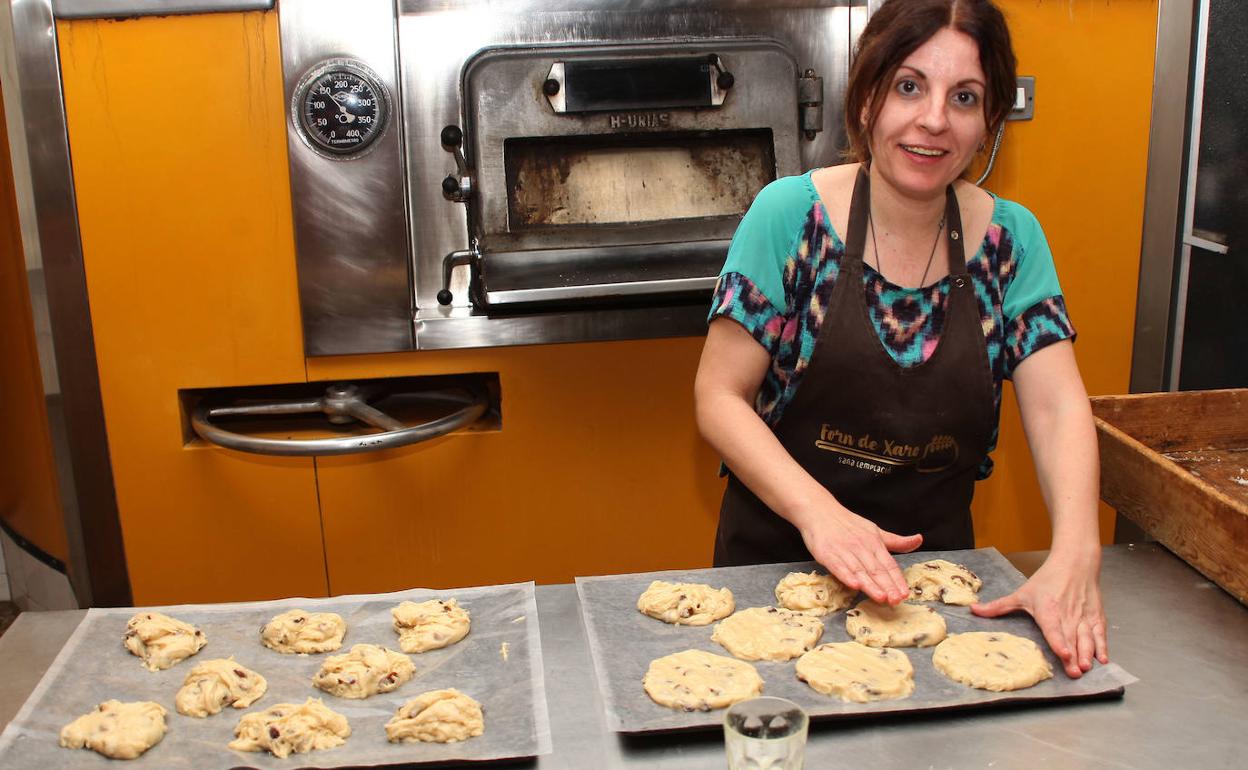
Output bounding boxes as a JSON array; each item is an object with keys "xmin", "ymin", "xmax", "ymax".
[{"xmin": 714, "ymin": 168, "xmax": 995, "ymax": 565}]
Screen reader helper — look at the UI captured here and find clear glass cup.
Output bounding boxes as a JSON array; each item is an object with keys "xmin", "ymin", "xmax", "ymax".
[{"xmin": 723, "ymin": 696, "xmax": 809, "ymax": 770}]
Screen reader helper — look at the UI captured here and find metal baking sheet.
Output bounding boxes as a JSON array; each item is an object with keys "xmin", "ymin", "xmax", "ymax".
[
  {"xmin": 0, "ymin": 582, "xmax": 551, "ymax": 768},
  {"xmin": 576, "ymin": 548, "xmax": 1137, "ymax": 733}
]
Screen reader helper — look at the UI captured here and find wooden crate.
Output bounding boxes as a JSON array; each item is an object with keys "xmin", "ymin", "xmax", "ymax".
[{"xmin": 1091, "ymin": 388, "xmax": 1248, "ymax": 605}]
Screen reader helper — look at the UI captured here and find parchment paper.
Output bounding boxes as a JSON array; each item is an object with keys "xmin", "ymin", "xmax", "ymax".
[
  {"xmin": 576, "ymin": 548, "xmax": 1137, "ymax": 733},
  {"xmin": 0, "ymin": 582, "xmax": 551, "ymax": 768}
]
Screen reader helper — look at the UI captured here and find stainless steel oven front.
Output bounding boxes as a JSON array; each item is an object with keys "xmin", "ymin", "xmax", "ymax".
[{"xmin": 279, "ymin": 0, "xmax": 869, "ymax": 355}]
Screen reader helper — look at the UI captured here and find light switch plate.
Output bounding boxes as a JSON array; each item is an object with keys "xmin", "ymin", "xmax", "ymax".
[{"xmin": 1009, "ymin": 76, "xmax": 1035, "ymax": 120}]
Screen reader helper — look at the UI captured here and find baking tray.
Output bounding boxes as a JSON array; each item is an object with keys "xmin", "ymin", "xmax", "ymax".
[
  {"xmin": 576, "ymin": 548, "xmax": 1136, "ymax": 733},
  {"xmin": 0, "ymin": 582, "xmax": 551, "ymax": 768}
]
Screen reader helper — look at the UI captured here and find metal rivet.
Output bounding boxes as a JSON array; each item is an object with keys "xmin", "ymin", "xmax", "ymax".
[
  {"xmin": 951, "ymin": 231, "xmax": 960, "ymax": 240},
  {"xmin": 954, "ymin": 277, "xmax": 966, "ymax": 288}
]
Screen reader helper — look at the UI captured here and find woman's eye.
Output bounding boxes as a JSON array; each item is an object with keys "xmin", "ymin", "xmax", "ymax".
[
  {"xmin": 953, "ymin": 90, "xmax": 980, "ymax": 107},
  {"xmin": 896, "ymin": 79, "xmax": 919, "ymax": 95}
]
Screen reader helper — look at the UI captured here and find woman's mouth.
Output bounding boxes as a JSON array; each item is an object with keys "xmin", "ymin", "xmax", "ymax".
[{"xmin": 902, "ymin": 144, "xmax": 948, "ymax": 158}]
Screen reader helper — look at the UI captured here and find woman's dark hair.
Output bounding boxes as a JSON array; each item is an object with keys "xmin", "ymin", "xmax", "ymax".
[{"xmin": 844, "ymin": 0, "xmax": 1017, "ymax": 162}]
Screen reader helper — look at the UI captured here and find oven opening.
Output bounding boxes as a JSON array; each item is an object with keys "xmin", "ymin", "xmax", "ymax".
[{"xmin": 503, "ymin": 130, "xmax": 776, "ymax": 230}]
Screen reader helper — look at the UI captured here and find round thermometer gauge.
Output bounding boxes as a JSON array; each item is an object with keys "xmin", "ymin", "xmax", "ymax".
[{"xmin": 293, "ymin": 60, "xmax": 389, "ymax": 158}]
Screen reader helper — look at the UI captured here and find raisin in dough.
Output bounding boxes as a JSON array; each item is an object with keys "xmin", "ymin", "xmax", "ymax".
[
  {"xmin": 385, "ymin": 689, "xmax": 484, "ymax": 743},
  {"xmin": 59, "ymin": 700, "xmax": 167, "ymax": 760},
  {"xmin": 175, "ymin": 657, "xmax": 267, "ymax": 717},
  {"xmin": 228, "ymin": 698, "xmax": 350, "ymax": 758},
  {"xmin": 845, "ymin": 600, "xmax": 946, "ymax": 648},
  {"xmin": 904, "ymin": 559, "xmax": 983, "ymax": 605},
  {"xmin": 796, "ymin": 643, "xmax": 914, "ymax": 702},
  {"xmin": 392, "ymin": 598, "xmax": 470, "ymax": 653},
  {"xmin": 710, "ymin": 606, "xmax": 825, "ymax": 662},
  {"xmin": 123, "ymin": 611, "xmax": 206, "ymax": 671},
  {"xmin": 642, "ymin": 649, "xmax": 763, "ymax": 711},
  {"xmin": 774, "ymin": 571, "xmax": 857, "ymax": 615},
  {"xmin": 933, "ymin": 632, "xmax": 1054, "ymax": 691},
  {"xmin": 312, "ymin": 643, "xmax": 415, "ymax": 699},
  {"xmin": 637, "ymin": 580, "xmax": 735, "ymax": 625},
  {"xmin": 260, "ymin": 609, "xmax": 345, "ymax": 654}
]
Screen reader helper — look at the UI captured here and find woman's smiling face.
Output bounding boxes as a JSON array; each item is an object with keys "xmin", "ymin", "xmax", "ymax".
[{"xmin": 866, "ymin": 26, "xmax": 989, "ymax": 199}]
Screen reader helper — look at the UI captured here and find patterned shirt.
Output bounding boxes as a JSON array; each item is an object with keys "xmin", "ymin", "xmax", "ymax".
[{"xmin": 708, "ymin": 171, "xmax": 1076, "ymax": 479}]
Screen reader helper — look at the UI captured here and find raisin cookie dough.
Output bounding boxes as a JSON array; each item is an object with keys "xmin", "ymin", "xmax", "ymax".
[
  {"xmin": 774, "ymin": 571, "xmax": 857, "ymax": 615},
  {"xmin": 175, "ymin": 658, "xmax": 268, "ymax": 717},
  {"xmin": 932, "ymin": 632, "xmax": 1054, "ymax": 691},
  {"xmin": 643, "ymin": 649, "xmax": 764, "ymax": 712},
  {"xmin": 795, "ymin": 643, "xmax": 915, "ymax": 703},
  {"xmin": 711, "ymin": 607, "xmax": 825, "ymax": 662},
  {"xmin": 123, "ymin": 611, "xmax": 206, "ymax": 671},
  {"xmin": 229, "ymin": 698, "xmax": 350, "ymax": 758},
  {"xmin": 637, "ymin": 580, "xmax": 735, "ymax": 625},
  {"xmin": 392, "ymin": 598, "xmax": 471, "ymax": 653},
  {"xmin": 59, "ymin": 700, "xmax": 167, "ymax": 760},
  {"xmin": 260, "ymin": 609, "xmax": 346, "ymax": 654},
  {"xmin": 845, "ymin": 600, "xmax": 946, "ymax": 648},
  {"xmin": 904, "ymin": 559, "xmax": 983, "ymax": 605},
  {"xmin": 313, "ymin": 643, "xmax": 415, "ymax": 699},
  {"xmin": 385, "ymin": 689, "xmax": 485, "ymax": 744}
]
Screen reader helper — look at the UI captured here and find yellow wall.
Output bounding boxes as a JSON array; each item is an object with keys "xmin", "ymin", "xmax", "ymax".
[
  {"xmin": 55, "ymin": 2, "xmax": 1156, "ymax": 603},
  {"xmin": 0, "ymin": 78, "xmax": 69, "ymax": 562},
  {"xmin": 970, "ymin": 0, "xmax": 1155, "ymax": 552}
]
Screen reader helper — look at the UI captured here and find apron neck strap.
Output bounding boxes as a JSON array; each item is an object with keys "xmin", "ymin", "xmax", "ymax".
[{"xmin": 844, "ymin": 165, "xmax": 969, "ymax": 277}]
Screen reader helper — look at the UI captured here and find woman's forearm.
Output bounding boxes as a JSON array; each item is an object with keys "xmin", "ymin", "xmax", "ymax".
[{"xmin": 695, "ymin": 386, "xmax": 845, "ymax": 530}]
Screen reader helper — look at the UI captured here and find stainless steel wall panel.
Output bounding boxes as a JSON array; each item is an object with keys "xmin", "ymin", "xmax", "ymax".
[
  {"xmin": 1129, "ymin": 0, "xmax": 1195, "ymax": 394},
  {"xmin": 279, "ymin": 0, "xmax": 414, "ymax": 356}
]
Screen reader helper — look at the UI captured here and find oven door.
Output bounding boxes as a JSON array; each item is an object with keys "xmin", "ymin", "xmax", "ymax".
[{"xmin": 455, "ymin": 40, "xmax": 802, "ymax": 309}]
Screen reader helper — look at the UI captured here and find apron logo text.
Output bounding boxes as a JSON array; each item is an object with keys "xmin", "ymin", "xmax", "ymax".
[{"xmin": 815, "ymin": 424, "xmax": 960, "ymax": 474}]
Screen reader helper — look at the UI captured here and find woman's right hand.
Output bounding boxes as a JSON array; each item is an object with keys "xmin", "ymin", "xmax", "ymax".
[{"xmin": 796, "ymin": 507, "xmax": 922, "ymax": 605}]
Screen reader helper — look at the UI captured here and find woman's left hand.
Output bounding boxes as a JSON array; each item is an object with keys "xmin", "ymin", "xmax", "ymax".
[{"xmin": 969, "ymin": 551, "xmax": 1109, "ymax": 678}]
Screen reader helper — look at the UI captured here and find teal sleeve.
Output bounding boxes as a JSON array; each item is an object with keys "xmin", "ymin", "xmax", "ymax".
[
  {"xmin": 996, "ymin": 199, "xmax": 1064, "ymax": 322},
  {"xmin": 996, "ymin": 200, "xmax": 1077, "ymax": 375},
  {"xmin": 715, "ymin": 174, "xmax": 818, "ymax": 315}
]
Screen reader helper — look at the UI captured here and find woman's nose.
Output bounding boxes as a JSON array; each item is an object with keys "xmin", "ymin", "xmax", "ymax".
[{"xmin": 917, "ymin": 94, "xmax": 949, "ymax": 133}]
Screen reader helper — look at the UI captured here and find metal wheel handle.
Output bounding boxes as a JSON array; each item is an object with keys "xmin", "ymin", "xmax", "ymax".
[{"xmin": 191, "ymin": 384, "xmax": 488, "ymax": 456}]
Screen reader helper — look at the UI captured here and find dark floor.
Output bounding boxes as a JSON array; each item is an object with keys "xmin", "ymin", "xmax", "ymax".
[{"xmin": 0, "ymin": 601, "xmax": 20, "ymax": 639}]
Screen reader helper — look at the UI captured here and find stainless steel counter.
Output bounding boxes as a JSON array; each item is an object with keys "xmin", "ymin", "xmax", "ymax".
[{"xmin": 2, "ymin": 544, "xmax": 1244, "ymax": 768}]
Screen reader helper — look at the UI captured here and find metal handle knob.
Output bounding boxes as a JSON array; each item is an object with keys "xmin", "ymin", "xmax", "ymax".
[
  {"xmin": 440, "ymin": 124, "xmax": 463, "ymax": 147},
  {"xmin": 191, "ymin": 383, "xmax": 488, "ymax": 457},
  {"xmin": 437, "ymin": 245, "xmax": 480, "ymax": 306}
]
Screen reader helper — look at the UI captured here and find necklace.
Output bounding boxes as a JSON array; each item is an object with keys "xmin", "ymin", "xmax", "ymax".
[{"xmin": 868, "ymin": 208, "xmax": 946, "ymax": 288}]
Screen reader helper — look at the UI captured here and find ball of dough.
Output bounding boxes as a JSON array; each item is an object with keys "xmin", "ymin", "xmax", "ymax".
[
  {"xmin": 904, "ymin": 559, "xmax": 982, "ymax": 605},
  {"xmin": 711, "ymin": 606, "xmax": 825, "ymax": 662},
  {"xmin": 391, "ymin": 598, "xmax": 471, "ymax": 653},
  {"xmin": 59, "ymin": 700, "xmax": 167, "ymax": 760},
  {"xmin": 642, "ymin": 649, "xmax": 763, "ymax": 712},
  {"xmin": 123, "ymin": 611, "xmax": 206, "ymax": 671},
  {"xmin": 259, "ymin": 609, "xmax": 345, "ymax": 654},
  {"xmin": 385, "ymin": 689, "xmax": 484, "ymax": 743},
  {"xmin": 637, "ymin": 580, "xmax": 735, "ymax": 625},
  {"xmin": 932, "ymin": 632, "xmax": 1054, "ymax": 691},
  {"xmin": 796, "ymin": 642, "xmax": 914, "ymax": 702},
  {"xmin": 313, "ymin": 643, "xmax": 415, "ymax": 699},
  {"xmin": 774, "ymin": 571, "xmax": 856, "ymax": 615},
  {"xmin": 175, "ymin": 657, "xmax": 267, "ymax": 717},
  {"xmin": 845, "ymin": 600, "xmax": 946, "ymax": 648},
  {"xmin": 228, "ymin": 698, "xmax": 350, "ymax": 758}
]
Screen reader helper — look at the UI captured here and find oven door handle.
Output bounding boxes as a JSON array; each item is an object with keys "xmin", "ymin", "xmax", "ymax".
[{"xmin": 190, "ymin": 384, "xmax": 488, "ymax": 457}]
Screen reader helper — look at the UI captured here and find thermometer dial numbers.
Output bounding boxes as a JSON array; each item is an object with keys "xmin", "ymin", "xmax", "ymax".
[{"xmin": 293, "ymin": 60, "xmax": 389, "ymax": 158}]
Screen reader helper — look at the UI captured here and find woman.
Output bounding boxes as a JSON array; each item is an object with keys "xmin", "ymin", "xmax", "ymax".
[{"xmin": 694, "ymin": 0, "xmax": 1107, "ymax": 678}]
